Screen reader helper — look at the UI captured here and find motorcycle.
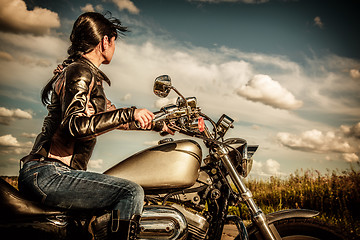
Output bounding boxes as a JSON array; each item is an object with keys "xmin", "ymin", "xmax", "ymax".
[{"xmin": 0, "ymin": 75, "xmax": 344, "ymax": 240}]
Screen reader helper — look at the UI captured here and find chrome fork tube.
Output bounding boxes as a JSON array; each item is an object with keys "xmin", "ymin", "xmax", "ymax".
[{"xmin": 217, "ymin": 145, "xmax": 279, "ymax": 240}]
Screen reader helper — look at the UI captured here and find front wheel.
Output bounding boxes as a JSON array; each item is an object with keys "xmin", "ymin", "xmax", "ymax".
[{"xmin": 246, "ymin": 218, "xmax": 345, "ymax": 240}]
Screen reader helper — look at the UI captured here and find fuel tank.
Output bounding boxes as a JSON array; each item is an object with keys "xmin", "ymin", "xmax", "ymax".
[{"xmin": 104, "ymin": 139, "xmax": 202, "ymax": 191}]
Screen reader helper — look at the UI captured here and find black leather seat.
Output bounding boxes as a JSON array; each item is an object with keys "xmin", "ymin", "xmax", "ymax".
[{"xmin": 0, "ymin": 178, "xmax": 64, "ymax": 222}]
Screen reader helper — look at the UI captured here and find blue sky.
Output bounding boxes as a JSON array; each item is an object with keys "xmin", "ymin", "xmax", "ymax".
[{"xmin": 0, "ymin": 0, "xmax": 359, "ymax": 177}]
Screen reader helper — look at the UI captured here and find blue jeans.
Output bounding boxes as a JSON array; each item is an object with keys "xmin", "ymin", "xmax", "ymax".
[{"xmin": 18, "ymin": 160, "xmax": 144, "ymax": 220}]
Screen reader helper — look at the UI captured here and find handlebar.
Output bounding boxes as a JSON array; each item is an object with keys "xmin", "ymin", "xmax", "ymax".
[
  {"xmin": 151, "ymin": 101, "xmax": 234, "ymax": 142},
  {"xmin": 152, "ymin": 110, "xmax": 167, "ymax": 123},
  {"xmin": 151, "ymin": 77, "xmax": 234, "ymax": 144},
  {"xmin": 151, "ymin": 101, "xmax": 211, "ymax": 139}
]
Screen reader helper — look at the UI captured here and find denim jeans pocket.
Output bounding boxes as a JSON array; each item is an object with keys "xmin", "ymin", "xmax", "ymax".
[{"xmin": 33, "ymin": 172, "xmax": 47, "ymax": 204}]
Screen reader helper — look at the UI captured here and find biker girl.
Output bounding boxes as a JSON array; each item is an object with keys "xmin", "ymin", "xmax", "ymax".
[{"xmin": 18, "ymin": 12, "xmax": 171, "ymax": 240}]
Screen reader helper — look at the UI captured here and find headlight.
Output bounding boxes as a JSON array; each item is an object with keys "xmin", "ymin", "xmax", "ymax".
[
  {"xmin": 224, "ymin": 138, "xmax": 258, "ymax": 178},
  {"xmin": 241, "ymin": 156, "xmax": 253, "ymax": 178}
]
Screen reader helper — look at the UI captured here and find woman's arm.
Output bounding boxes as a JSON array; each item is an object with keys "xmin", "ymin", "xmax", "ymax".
[{"xmin": 59, "ymin": 64, "xmax": 136, "ymax": 140}]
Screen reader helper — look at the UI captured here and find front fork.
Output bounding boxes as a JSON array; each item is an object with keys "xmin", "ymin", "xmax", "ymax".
[{"xmin": 217, "ymin": 145, "xmax": 281, "ymax": 240}]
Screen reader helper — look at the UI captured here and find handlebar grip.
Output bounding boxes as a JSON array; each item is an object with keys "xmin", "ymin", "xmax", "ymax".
[
  {"xmin": 132, "ymin": 110, "xmax": 167, "ymax": 131},
  {"xmin": 134, "ymin": 120, "xmax": 164, "ymax": 133},
  {"xmin": 152, "ymin": 110, "xmax": 167, "ymax": 123},
  {"xmin": 153, "ymin": 110, "xmax": 165, "ymax": 119}
]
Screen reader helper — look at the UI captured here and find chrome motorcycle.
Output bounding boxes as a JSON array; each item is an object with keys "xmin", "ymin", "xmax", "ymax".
[{"xmin": 0, "ymin": 75, "xmax": 344, "ymax": 240}]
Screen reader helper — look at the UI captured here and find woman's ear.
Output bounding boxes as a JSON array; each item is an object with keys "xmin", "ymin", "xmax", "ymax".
[{"xmin": 102, "ymin": 35, "xmax": 109, "ymax": 51}]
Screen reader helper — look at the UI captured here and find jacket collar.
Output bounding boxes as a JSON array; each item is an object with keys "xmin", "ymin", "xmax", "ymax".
[{"xmin": 78, "ymin": 57, "xmax": 111, "ymax": 86}]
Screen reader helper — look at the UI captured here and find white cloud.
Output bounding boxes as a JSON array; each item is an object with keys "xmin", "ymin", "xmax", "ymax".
[
  {"xmin": 219, "ymin": 46, "xmax": 302, "ymax": 74},
  {"xmin": 236, "ymin": 74, "xmax": 303, "ymax": 110},
  {"xmin": 121, "ymin": 93, "xmax": 132, "ymax": 101},
  {"xmin": 111, "ymin": 0, "xmax": 140, "ymax": 14},
  {"xmin": 106, "ymin": 41, "xmax": 253, "ymax": 99},
  {"xmin": 0, "ymin": 107, "xmax": 32, "ymax": 125},
  {"xmin": 21, "ymin": 133, "xmax": 37, "ymax": 138},
  {"xmin": 277, "ymin": 123, "xmax": 360, "ymax": 163},
  {"xmin": 18, "ymin": 55, "xmax": 52, "ymax": 67},
  {"xmin": 0, "ymin": 0, "xmax": 60, "ymax": 35},
  {"xmin": 0, "ymin": 134, "xmax": 32, "ymax": 155},
  {"xmin": 341, "ymin": 122, "xmax": 360, "ymax": 139},
  {"xmin": 264, "ymin": 159, "xmax": 281, "ymax": 175},
  {"xmin": 0, "ymin": 32, "xmax": 67, "ymax": 90},
  {"xmin": 343, "ymin": 153, "xmax": 359, "ymax": 163},
  {"xmin": 81, "ymin": 4, "xmax": 95, "ymax": 12},
  {"xmin": 0, "ymin": 32, "xmax": 68, "ymax": 59},
  {"xmin": 154, "ymin": 97, "xmax": 178, "ymax": 109},
  {"xmin": 350, "ymin": 69, "xmax": 360, "ymax": 79},
  {"xmin": 252, "ymin": 159, "xmax": 284, "ymax": 177},
  {"xmin": 80, "ymin": 4, "xmax": 104, "ymax": 13},
  {"xmin": 0, "ymin": 134, "xmax": 20, "ymax": 147},
  {"xmin": 277, "ymin": 129, "xmax": 354, "ymax": 154},
  {"xmin": 314, "ymin": 16, "xmax": 324, "ymax": 29},
  {"xmin": 1, "ymin": 148, "xmax": 31, "ymax": 155},
  {"xmin": 88, "ymin": 159, "xmax": 104, "ymax": 169},
  {"xmin": 0, "ymin": 107, "xmax": 31, "ymax": 118},
  {"xmin": 95, "ymin": 5, "xmax": 104, "ymax": 12},
  {"xmin": 0, "ymin": 51, "xmax": 13, "ymax": 61}
]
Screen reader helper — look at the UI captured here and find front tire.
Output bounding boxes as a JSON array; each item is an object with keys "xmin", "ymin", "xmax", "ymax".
[{"xmin": 247, "ymin": 218, "xmax": 345, "ymax": 240}]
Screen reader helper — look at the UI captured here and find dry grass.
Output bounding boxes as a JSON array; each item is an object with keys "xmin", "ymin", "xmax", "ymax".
[{"xmin": 228, "ymin": 167, "xmax": 360, "ymax": 239}]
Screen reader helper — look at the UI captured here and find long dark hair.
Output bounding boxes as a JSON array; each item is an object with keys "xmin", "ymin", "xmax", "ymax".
[{"xmin": 41, "ymin": 12, "xmax": 128, "ymax": 105}]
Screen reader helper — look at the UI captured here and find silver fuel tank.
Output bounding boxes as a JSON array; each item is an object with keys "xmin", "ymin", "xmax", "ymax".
[{"xmin": 104, "ymin": 139, "xmax": 202, "ymax": 191}]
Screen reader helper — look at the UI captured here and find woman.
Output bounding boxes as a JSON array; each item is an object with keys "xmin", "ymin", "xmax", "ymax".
[{"xmin": 18, "ymin": 12, "xmax": 171, "ymax": 240}]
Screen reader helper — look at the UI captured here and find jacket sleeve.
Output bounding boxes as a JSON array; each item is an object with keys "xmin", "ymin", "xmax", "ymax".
[{"xmin": 59, "ymin": 65, "xmax": 135, "ymax": 140}]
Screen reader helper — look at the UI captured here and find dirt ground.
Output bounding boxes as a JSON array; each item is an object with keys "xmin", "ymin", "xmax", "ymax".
[{"xmin": 221, "ymin": 224, "xmax": 238, "ymax": 240}]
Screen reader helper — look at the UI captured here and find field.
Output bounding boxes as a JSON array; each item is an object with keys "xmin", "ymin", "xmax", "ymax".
[
  {"xmin": 2, "ymin": 166, "xmax": 360, "ymax": 239},
  {"xmin": 228, "ymin": 167, "xmax": 360, "ymax": 239}
]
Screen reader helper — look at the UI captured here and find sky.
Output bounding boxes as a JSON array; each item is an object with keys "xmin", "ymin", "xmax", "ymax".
[{"xmin": 0, "ymin": 0, "xmax": 359, "ymax": 178}]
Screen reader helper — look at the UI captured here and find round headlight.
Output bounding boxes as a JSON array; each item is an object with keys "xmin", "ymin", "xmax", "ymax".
[{"xmin": 224, "ymin": 138, "xmax": 258, "ymax": 178}]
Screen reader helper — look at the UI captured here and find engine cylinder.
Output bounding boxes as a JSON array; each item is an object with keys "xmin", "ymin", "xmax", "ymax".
[{"xmin": 138, "ymin": 205, "xmax": 188, "ymax": 240}]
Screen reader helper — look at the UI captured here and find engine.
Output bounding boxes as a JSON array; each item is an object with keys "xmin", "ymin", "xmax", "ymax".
[
  {"xmin": 138, "ymin": 204, "xmax": 209, "ymax": 240},
  {"xmin": 171, "ymin": 204, "xmax": 209, "ymax": 240},
  {"xmin": 138, "ymin": 205, "xmax": 187, "ymax": 240}
]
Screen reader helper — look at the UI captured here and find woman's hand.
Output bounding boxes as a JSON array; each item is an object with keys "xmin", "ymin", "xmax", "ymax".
[
  {"xmin": 133, "ymin": 108, "xmax": 154, "ymax": 129},
  {"xmin": 133, "ymin": 109, "xmax": 175, "ymax": 134}
]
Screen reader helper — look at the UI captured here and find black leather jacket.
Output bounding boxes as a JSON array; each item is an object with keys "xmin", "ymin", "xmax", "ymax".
[{"xmin": 21, "ymin": 57, "xmax": 136, "ymax": 170}]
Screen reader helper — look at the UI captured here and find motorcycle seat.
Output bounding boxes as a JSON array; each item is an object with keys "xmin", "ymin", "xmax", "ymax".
[{"xmin": 0, "ymin": 178, "xmax": 65, "ymax": 221}]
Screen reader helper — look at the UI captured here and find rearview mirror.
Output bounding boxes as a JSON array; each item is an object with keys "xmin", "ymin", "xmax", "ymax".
[{"xmin": 153, "ymin": 75, "xmax": 172, "ymax": 98}]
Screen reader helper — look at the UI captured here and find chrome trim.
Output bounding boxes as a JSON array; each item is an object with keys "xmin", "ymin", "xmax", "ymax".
[
  {"xmin": 138, "ymin": 205, "xmax": 188, "ymax": 240},
  {"xmin": 46, "ymin": 215, "xmax": 68, "ymax": 226},
  {"xmin": 171, "ymin": 204, "xmax": 209, "ymax": 240},
  {"xmin": 171, "ymin": 204, "xmax": 209, "ymax": 232}
]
